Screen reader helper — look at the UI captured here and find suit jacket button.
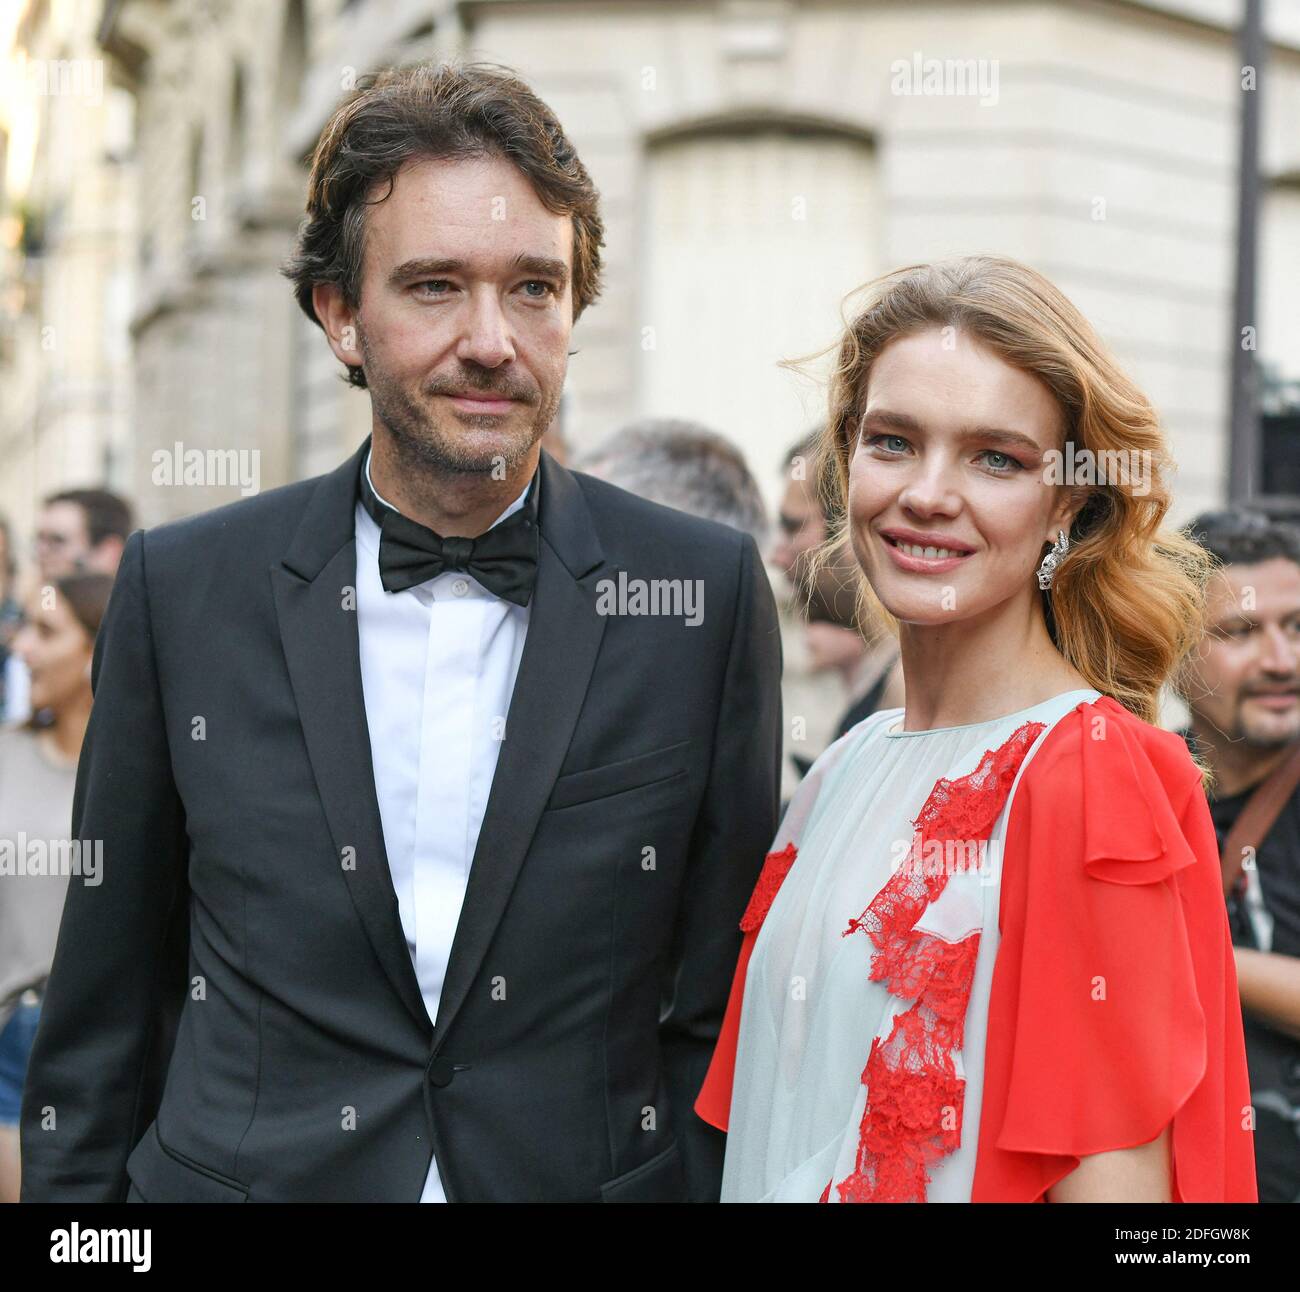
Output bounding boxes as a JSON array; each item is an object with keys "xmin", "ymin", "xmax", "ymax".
[{"xmin": 427, "ymin": 1056, "xmax": 456, "ymax": 1088}]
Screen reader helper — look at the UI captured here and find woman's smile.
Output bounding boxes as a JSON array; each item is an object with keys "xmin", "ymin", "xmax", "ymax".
[{"xmin": 878, "ymin": 526, "xmax": 978, "ymax": 575}]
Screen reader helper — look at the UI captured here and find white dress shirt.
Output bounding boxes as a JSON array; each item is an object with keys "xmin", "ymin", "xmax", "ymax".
[{"xmin": 354, "ymin": 450, "xmax": 534, "ymax": 1202}]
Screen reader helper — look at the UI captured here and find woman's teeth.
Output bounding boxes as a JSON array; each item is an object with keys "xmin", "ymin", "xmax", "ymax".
[{"xmin": 896, "ymin": 542, "xmax": 966, "ymax": 559}]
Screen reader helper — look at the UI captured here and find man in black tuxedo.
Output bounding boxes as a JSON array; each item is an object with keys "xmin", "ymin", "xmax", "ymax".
[{"xmin": 20, "ymin": 62, "xmax": 781, "ymax": 1203}]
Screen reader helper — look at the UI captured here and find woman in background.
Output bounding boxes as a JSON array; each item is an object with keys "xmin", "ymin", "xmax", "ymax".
[
  {"xmin": 0, "ymin": 518, "xmax": 26, "ymax": 725},
  {"xmin": 697, "ymin": 256, "xmax": 1257, "ymax": 1202},
  {"xmin": 0, "ymin": 573, "xmax": 112, "ymax": 1202}
]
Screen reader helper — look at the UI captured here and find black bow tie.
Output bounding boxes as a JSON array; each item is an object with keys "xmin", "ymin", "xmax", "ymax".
[{"xmin": 359, "ymin": 466, "xmax": 540, "ymax": 606}]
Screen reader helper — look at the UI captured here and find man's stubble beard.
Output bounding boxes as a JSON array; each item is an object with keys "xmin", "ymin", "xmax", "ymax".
[
  {"xmin": 360, "ymin": 326, "xmax": 562, "ymax": 481},
  {"xmin": 1234, "ymin": 704, "xmax": 1300, "ymax": 751}
]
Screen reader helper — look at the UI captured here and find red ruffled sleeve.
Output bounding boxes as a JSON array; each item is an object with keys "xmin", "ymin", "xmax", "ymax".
[
  {"xmin": 694, "ymin": 844, "xmax": 796, "ymax": 1130},
  {"xmin": 694, "ymin": 924, "xmax": 756, "ymax": 1133},
  {"xmin": 972, "ymin": 696, "xmax": 1258, "ymax": 1202}
]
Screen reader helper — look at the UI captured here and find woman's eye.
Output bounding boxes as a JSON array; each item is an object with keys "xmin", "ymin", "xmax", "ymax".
[
  {"xmin": 978, "ymin": 449, "xmax": 1022, "ymax": 473},
  {"xmin": 866, "ymin": 433, "xmax": 910, "ymax": 454}
]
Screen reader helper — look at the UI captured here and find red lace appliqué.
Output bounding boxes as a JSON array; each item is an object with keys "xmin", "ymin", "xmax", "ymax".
[
  {"xmin": 824, "ymin": 720, "xmax": 1045, "ymax": 1204},
  {"xmin": 739, "ymin": 842, "xmax": 798, "ymax": 933}
]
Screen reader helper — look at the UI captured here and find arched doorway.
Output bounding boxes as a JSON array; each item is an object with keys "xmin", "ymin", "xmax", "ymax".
[{"xmin": 639, "ymin": 119, "xmax": 878, "ymax": 498}]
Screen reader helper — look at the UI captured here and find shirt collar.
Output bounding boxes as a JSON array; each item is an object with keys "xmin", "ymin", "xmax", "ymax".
[{"xmin": 363, "ymin": 447, "xmax": 536, "ymax": 531}]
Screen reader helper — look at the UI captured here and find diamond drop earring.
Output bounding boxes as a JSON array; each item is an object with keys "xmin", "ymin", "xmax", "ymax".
[{"xmin": 1036, "ymin": 529, "xmax": 1070, "ymax": 591}]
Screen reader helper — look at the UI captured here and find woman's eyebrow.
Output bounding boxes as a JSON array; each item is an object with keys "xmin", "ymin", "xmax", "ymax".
[
  {"xmin": 859, "ymin": 409, "xmax": 922, "ymax": 433},
  {"xmin": 958, "ymin": 426, "xmax": 1045, "ymax": 454},
  {"xmin": 861, "ymin": 408, "xmax": 1044, "ymax": 454}
]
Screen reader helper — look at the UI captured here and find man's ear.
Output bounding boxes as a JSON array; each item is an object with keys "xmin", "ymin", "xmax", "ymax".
[
  {"xmin": 91, "ymin": 536, "xmax": 126, "ymax": 575},
  {"xmin": 311, "ymin": 283, "xmax": 362, "ymax": 370}
]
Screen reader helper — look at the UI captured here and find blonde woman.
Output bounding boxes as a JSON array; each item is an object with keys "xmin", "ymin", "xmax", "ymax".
[{"xmin": 696, "ymin": 256, "xmax": 1257, "ymax": 1203}]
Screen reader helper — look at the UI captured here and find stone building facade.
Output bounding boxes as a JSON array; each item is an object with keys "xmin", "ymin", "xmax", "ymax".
[{"xmin": 3, "ymin": 0, "xmax": 1300, "ymax": 529}]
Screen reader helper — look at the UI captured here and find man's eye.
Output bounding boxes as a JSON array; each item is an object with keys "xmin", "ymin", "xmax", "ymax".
[
  {"xmin": 415, "ymin": 280, "xmax": 451, "ymax": 295},
  {"xmin": 521, "ymin": 280, "xmax": 555, "ymax": 298}
]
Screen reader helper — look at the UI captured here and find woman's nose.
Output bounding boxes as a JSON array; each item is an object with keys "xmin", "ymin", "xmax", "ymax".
[{"xmin": 898, "ymin": 462, "xmax": 961, "ymax": 517}]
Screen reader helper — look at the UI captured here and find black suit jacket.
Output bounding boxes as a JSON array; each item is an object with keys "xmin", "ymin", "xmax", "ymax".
[{"xmin": 20, "ymin": 439, "xmax": 782, "ymax": 1202}]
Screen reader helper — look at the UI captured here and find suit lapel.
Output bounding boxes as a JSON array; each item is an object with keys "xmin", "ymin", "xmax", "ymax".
[
  {"xmin": 270, "ymin": 437, "xmax": 431, "ymax": 1032},
  {"xmin": 431, "ymin": 450, "xmax": 608, "ymax": 1048}
]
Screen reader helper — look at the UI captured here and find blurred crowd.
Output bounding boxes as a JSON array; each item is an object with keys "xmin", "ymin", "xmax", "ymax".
[
  {"xmin": 0, "ymin": 487, "xmax": 129, "ymax": 1200},
  {"xmin": 0, "ymin": 489, "xmax": 132, "ymax": 724}
]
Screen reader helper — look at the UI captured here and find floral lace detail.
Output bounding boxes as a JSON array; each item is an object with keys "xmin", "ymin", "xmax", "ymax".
[
  {"xmin": 827, "ymin": 720, "xmax": 1046, "ymax": 1203},
  {"xmin": 739, "ymin": 842, "xmax": 798, "ymax": 933}
]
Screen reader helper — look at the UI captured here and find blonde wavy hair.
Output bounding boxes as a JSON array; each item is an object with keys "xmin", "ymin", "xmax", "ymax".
[{"xmin": 804, "ymin": 255, "xmax": 1213, "ymax": 726}]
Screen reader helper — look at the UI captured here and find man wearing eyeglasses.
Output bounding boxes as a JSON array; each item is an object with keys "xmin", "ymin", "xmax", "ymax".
[{"xmin": 34, "ymin": 489, "xmax": 134, "ymax": 582}]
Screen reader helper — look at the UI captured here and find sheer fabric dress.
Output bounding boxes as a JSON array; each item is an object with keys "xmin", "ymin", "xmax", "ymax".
[{"xmin": 697, "ymin": 690, "xmax": 1257, "ymax": 1203}]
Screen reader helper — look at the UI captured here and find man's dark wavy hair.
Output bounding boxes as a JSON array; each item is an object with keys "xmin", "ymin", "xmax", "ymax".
[
  {"xmin": 280, "ymin": 60, "xmax": 605, "ymax": 390},
  {"xmin": 43, "ymin": 488, "xmax": 134, "ymax": 546},
  {"xmin": 1186, "ymin": 508, "xmax": 1300, "ymax": 570}
]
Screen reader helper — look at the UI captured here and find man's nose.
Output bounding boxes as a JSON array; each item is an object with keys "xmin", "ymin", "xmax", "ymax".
[
  {"xmin": 456, "ymin": 290, "xmax": 515, "ymax": 369},
  {"xmin": 11, "ymin": 626, "xmax": 35, "ymax": 666},
  {"xmin": 1258, "ymin": 622, "xmax": 1299, "ymax": 675}
]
